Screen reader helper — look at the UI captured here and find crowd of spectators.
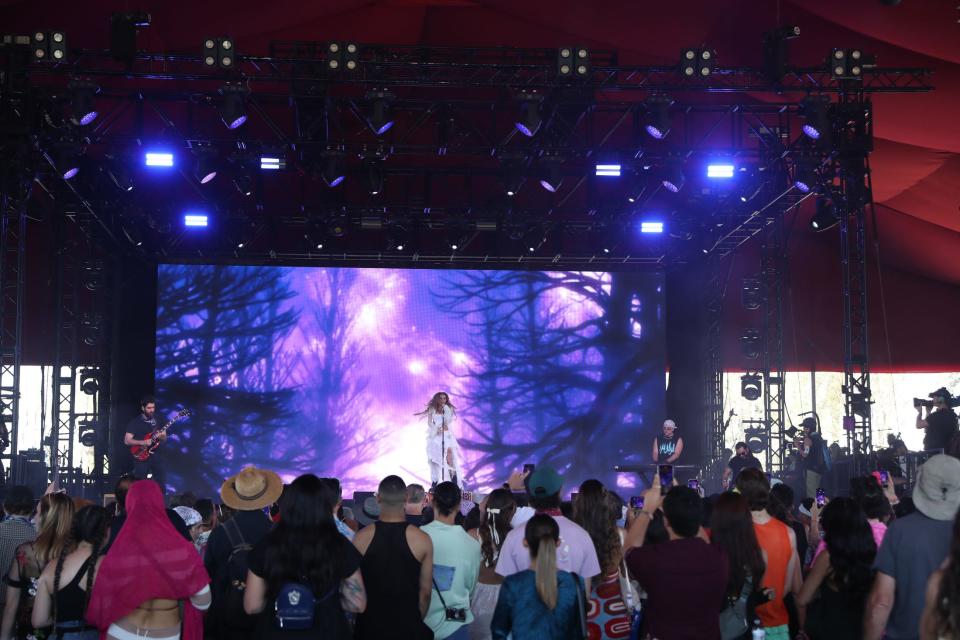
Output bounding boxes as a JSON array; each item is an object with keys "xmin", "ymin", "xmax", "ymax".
[{"xmin": 0, "ymin": 452, "xmax": 957, "ymax": 639}]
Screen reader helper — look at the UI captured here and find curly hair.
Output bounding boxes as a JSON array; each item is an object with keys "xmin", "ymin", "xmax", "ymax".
[
  {"xmin": 935, "ymin": 509, "xmax": 960, "ymax": 636},
  {"xmin": 573, "ymin": 479, "xmax": 621, "ymax": 572},
  {"xmin": 478, "ymin": 489, "xmax": 515, "ymax": 568}
]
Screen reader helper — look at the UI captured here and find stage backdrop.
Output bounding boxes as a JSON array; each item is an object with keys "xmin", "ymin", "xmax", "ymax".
[{"xmin": 155, "ymin": 265, "xmax": 666, "ymax": 496}]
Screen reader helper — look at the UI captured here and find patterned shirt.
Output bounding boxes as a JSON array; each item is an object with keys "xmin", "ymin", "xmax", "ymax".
[{"xmin": 0, "ymin": 515, "xmax": 37, "ymax": 606}]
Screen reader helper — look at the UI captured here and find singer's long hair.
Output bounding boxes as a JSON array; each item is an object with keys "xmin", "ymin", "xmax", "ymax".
[{"xmin": 415, "ymin": 391, "xmax": 456, "ymax": 416}]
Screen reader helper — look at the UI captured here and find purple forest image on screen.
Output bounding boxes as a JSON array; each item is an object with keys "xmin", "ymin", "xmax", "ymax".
[{"xmin": 155, "ymin": 265, "xmax": 665, "ymax": 496}]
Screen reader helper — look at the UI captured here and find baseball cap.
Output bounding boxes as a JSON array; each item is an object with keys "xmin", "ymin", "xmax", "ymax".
[
  {"xmin": 527, "ymin": 466, "xmax": 562, "ymax": 498},
  {"xmin": 913, "ymin": 454, "xmax": 960, "ymax": 521}
]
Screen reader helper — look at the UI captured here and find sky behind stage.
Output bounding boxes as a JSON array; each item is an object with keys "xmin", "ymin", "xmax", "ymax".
[{"xmin": 155, "ymin": 265, "xmax": 666, "ymax": 497}]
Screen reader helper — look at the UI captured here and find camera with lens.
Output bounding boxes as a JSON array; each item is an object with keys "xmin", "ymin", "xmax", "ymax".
[
  {"xmin": 445, "ymin": 607, "xmax": 467, "ymax": 622},
  {"xmin": 914, "ymin": 388, "xmax": 959, "ymax": 410}
]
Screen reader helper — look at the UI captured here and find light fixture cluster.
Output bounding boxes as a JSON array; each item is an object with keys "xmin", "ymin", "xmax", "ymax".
[
  {"xmin": 557, "ymin": 46, "xmax": 590, "ymax": 77},
  {"xmin": 680, "ymin": 47, "xmax": 716, "ymax": 77},
  {"xmin": 31, "ymin": 30, "xmax": 67, "ymax": 61},
  {"xmin": 202, "ymin": 36, "xmax": 236, "ymax": 69},
  {"xmin": 326, "ymin": 41, "xmax": 360, "ymax": 72}
]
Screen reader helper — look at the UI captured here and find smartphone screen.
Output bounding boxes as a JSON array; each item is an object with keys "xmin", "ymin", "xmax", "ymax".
[
  {"xmin": 687, "ymin": 479, "xmax": 700, "ymax": 490},
  {"xmin": 523, "ymin": 463, "xmax": 536, "ymax": 474},
  {"xmin": 879, "ymin": 470, "xmax": 889, "ymax": 485},
  {"xmin": 658, "ymin": 464, "xmax": 674, "ymax": 488},
  {"xmin": 629, "ymin": 496, "xmax": 644, "ymax": 509},
  {"xmin": 816, "ymin": 488, "xmax": 826, "ymax": 507}
]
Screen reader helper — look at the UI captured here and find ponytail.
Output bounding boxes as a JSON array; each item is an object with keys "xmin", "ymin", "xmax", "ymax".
[
  {"xmin": 533, "ymin": 535, "xmax": 559, "ymax": 610},
  {"xmin": 524, "ymin": 513, "xmax": 561, "ymax": 611}
]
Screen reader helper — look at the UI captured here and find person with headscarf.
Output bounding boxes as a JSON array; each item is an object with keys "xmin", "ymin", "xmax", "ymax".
[{"xmin": 86, "ymin": 480, "xmax": 211, "ymax": 640}]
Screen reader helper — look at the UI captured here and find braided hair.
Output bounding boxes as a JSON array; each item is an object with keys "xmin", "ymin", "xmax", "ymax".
[{"xmin": 53, "ymin": 506, "xmax": 110, "ymax": 624}]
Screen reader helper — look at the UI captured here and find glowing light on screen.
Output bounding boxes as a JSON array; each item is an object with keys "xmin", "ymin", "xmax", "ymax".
[{"xmin": 155, "ymin": 265, "xmax": 665, "ymax": 495}]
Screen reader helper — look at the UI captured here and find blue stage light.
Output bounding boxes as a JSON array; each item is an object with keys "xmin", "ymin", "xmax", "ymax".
[
  {"xmin": 707, "ymin": 164, "xmax": 735, "ymax": 178},
  {"xmin": 640, "ymin": 221, "xmax": 664, "ymax": 234},
  {"xmin": 145, "ymin": 152, "xmax": 174, "ymax": 167},
  {"xmin": 184, "ymin": 214, "xmax": 209, "ymax": 227},
  {"xmin": 595, "ymin": 164, "xmax": 621, "ymax": 177}
]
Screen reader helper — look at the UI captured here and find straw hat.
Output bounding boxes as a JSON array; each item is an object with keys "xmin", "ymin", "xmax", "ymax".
[{"xmin": 220, "ymin": 465, "xmax": 283, "ymax": 511}]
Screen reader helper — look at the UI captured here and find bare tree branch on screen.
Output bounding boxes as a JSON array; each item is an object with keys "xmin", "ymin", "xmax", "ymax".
[
  {"xmin": 435, "ymin": 270, "xmax": 661, "ymax": 488},
  {"xmin": 155, "ymin": 265, "xmax": 300, "ymax": 493}
]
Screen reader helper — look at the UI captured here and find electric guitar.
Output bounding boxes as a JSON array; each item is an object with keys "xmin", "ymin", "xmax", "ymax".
[{"xmin": 130, "ymin": 409, "xmax": 192, "ymax": 461}]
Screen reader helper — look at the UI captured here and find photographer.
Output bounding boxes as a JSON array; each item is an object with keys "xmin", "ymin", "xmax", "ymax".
[{"xmin": 916, "ymin": 388, "xmax": 959, "ymax": 454}]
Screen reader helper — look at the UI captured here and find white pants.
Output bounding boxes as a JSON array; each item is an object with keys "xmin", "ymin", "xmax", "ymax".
[{"xmin": 430, "ymin": 460, "xmax": 458, "ymax": 485}]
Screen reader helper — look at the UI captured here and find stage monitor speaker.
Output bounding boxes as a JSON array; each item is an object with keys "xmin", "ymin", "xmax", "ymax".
[{"xmin": 11, "ymin": 453, "xmax": 48, "ymax": 498}]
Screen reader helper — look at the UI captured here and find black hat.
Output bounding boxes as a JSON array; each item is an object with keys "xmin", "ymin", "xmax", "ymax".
[{"xmin": 930, "ymin": 387, "xmax": 953, "ymax": 401}]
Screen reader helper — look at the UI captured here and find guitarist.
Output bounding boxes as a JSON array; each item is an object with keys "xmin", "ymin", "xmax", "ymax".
[{"xmin": 124, "ymin": 395, "xmax": 167, "ymax": 491}]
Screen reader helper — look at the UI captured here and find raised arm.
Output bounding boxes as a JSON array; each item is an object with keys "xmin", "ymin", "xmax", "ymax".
[{"xmin": 651, "ymin": 438, "xmax": 659, "ymax": 463}]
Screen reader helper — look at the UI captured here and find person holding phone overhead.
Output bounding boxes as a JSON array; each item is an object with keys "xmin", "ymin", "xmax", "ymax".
[{"xmin": 651, "ymin": 420, "xmax": 683, "ymax": 464}]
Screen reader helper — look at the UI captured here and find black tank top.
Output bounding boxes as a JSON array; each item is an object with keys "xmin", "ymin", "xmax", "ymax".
[
  {"xmin": 354, "ymin": 522, "xmax": 432, "ymax": 640},
  {"xmin": 56, "ymin": 556, "xmax": 93, "ymax": 623}
]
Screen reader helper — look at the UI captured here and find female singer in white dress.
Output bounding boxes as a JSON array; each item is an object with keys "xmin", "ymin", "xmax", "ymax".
[{"xmin": 418, "ymin": 392, "xmax": 464, "ymax": 486}]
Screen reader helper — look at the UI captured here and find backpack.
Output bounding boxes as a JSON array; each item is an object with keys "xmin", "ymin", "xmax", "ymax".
[
  {"xmin": 274, "ymin": 581, "xmax": 336, "ymax": 630},
  {"xmin": 216, "ymin": 518, "xmax": 256, "ymax": 626}
]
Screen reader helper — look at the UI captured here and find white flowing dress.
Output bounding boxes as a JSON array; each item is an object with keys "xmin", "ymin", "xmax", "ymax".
[{"xmin": 426, "ymin": 405, "xmax": 463, "ymax": 486}]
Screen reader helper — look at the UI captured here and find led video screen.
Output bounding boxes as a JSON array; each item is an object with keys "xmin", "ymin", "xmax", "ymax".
[{"xmin": 155, "ymin": 265, "xmax": 665, "ymax": 496}]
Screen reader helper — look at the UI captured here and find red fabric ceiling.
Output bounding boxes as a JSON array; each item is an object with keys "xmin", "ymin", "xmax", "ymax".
[{"xmin": 3, "ymin": 0, "xmax": 958, "ymax": 370}]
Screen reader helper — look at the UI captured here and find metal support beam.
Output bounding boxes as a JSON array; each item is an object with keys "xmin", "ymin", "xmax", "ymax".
[
  {"xmin": 761, "ymin": 224, "xmax": 787, "ymax": 473},
  {"xmin": 840, "ymin": 201, "xmax": 872, "ymax": 472},
  {"xmin": 703, "ymin": 256, "xmax": 725, "ymax": 466},
  {"xmin": 0, "ymin": 172, "xmax": 27, "ymax": 474},
  {"xmin": 50, "ymin": 214, "xmax": 79, "ymax": 479}
]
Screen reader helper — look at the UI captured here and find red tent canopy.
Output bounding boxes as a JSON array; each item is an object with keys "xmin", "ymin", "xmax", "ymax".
[{"xmin": 3, "ymin": 0, "xmax": 957, "ymax": 370}]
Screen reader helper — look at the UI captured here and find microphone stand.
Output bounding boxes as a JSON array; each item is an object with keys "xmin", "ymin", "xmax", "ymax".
[{"xmin": 440, "ymin": 407, "xmax": 446, "ymax": 483}]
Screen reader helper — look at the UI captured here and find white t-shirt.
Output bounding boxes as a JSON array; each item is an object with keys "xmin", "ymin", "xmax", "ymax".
[{"xmin": 494, "ymin": 514, "xmax": 601, "ymax": 580}]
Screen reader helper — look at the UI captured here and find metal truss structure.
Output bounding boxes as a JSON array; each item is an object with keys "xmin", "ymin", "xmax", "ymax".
[
  {"xmin": 840, "ymin": 202, "xmax": 873, "ymax": 472},
  {"xmin": 702, "ymin": 255, "xmax": 726, "ymax": 467},
  {"xmin": 49, "ymin": 211, "xmax": 112, "ymax": 492},
  {"xmin": 760, "ymin": 223, "xmax": 787, "ymax": 473},
  {"xmin": 0, "ymin": 38, "xmax": 922, "ymax": 478},
  {"xmin": 1, "ymin": 41, "xmax": 930, "ymax": 267},
  {"xmin": 0, "ymin": 168, "xmax": 27, "ymax": 474}
]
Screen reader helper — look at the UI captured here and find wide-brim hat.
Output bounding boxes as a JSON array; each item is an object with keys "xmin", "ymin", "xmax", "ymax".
[
  {"xmin": 356, "ymin": 496, "xmax": 381, "ymax": 527},
  {"xmin": 913, "ymin": 454, "xmax": 960, "ymax": 522},
  {"xmin": 220, "ymin": 465, "xmax": 284, "ymax": 511}
]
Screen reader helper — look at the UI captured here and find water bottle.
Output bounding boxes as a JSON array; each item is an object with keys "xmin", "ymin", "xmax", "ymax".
[{"xmin": 751, "ymin": 619, "xmax": 765, "ymax": 640}]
